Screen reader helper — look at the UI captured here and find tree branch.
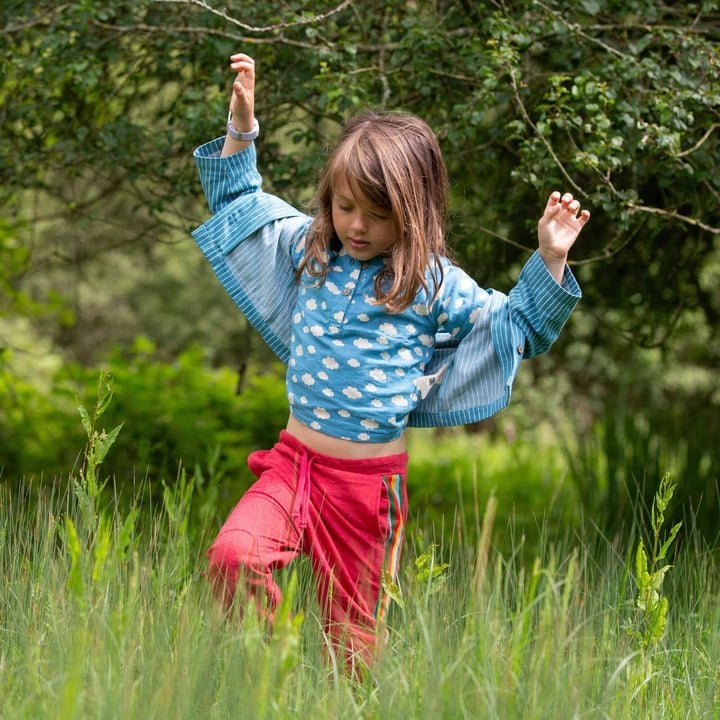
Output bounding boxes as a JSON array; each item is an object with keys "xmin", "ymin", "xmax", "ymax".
[
  {"xmin": 508, "ymin": 65, "xmax": 587, "ymax": 197},
  {"xmin": 676, "ymin": 123, "xmax": 720, "ymax": 158},
  {"xmin": 627, "ymin": 203, "xmax": 720, "ymax": 234},
  {"xmin": 153, "ymin": 0, "xmax": 353, "ymax": 34},
  {"xmin": 0, "ymin": 5, "xmax": 69, "ymax": 33},
  {"xmin": 532, "ymin": 0, "xmax": 630, "ymax": 59},
  {"xmin": 88, "ymin": 19, "xmax": 319, "ymax": 49},
  {"xmin": 473, "ymin": 225, "xmax": 535, "ymax": 254}
]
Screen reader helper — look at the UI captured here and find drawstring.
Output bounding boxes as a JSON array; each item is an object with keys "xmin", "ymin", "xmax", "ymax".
[{"xmin": 292, "ymin": 449, "xmax": 314, "ymax": 532}]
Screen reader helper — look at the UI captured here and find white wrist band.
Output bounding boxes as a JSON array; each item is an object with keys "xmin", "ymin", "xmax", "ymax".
[{"xmin": 226, "ymin": 114, "xmax": 259, "ymax": 142}]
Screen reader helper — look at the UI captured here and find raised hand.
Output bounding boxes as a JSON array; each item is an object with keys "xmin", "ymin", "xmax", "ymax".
[
  {"xmin": 229, "ymin": 53, "xmax": 255, "ymax": 134},
  {"xmin": 537, "ymin": 191, "xmax": 590, "ymax": 282}
]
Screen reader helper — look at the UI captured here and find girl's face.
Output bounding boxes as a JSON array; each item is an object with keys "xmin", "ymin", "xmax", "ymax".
[{"xmin": 331, "ymin": 178, "xmax": 396, "ymax": 261}]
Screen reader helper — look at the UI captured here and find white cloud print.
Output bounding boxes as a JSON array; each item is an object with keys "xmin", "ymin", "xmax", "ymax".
[
  {"xmin": 353, "ymin": 338, "xmax": 373, "ymax": 349},
  {"xmin": 391, "ymin": 394, "xmax": 409, "ymax": 407},
  {"xmin": 398, "ymin": 348, "xmax": 413, "ymax": 361},
  {"xmin": 360, "ymin": 418, "xmax": 379, "ymax": 429},
  {"xmin": 309, "ymin": 325, "xmax": 325, "ymax": 337},
  {"xmin": 412, "ymin": 303, "xmax": 428, "ymax": 316},
  {"xmin": 419, "ymin": 334, "xmax": 435, "ymax": 347},
  {"xmin": 348, "ymin": 358, "xmax": 361, "ymax": 367},
  {"xmin": 342, "ymin": 386, "xmax": 362, "ymax": 399},
  {"xmin": 301, "ymin": 373, "xmax": 315, "ymax": 386},
  {"xmin": 313, "ymin": 407, "xmax": 330, "ymax": 419},
  {"xmin": 369, "ymin": 368, "xmax": 387, "ymax": 382},
  {"xmin": 322, "ymin": 357, "xmax": 339, "ymax": 369},
  {"xmin": 325, "ymin": 281, "xmax": 341, "ymax": 295},
  {"xmin": 379, "ymin": 322, "xmax": 397, "ymax": 336}
]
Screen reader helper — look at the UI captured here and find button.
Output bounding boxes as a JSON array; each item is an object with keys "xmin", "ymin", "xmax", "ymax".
[
  {"xmin": 342, "ymin": 288, "xmax": 352, "ymax": 296},
  {"xmin": 517, "ymin": 345, "xmax": 524, "ymax": 354}
]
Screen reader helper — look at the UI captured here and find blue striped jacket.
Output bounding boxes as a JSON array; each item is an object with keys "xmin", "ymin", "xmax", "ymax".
[{"xmin": 191, "ymin": 138, "xmax": 581, "ymax": 429}]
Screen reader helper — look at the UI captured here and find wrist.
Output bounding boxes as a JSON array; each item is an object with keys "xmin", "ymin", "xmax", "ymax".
[
  {"xmin": 538, "ymin": 248, "xmax": 567, "ymax": 283},
  {"xmin": 227, "ymin": 113, "xmax": 259, "ymax": 142}
]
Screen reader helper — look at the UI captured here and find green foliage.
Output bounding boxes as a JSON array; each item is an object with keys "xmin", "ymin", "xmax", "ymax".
[
  {"xmin": 561, "ymin": 358, "xmax": 719, "ymax": 537},
  {"xmin": 2, "ymin": 446, "xmax": 720, "ymax": 717},
  {"xmin": 1, "ymin": 344, "xmax": 289, "ymax": 526},
  {"xmin": 406, "ymin": 426, "xmax": 578, "ymax": 555},
  {"xmin": 3, "ymin": 0, "xmax": 718, "ymax": 356},
  {"xmin": 74, "ymin": 370, "xmax": 124, "ymax": 516},
  {"xmin": 631, "ymin": 474, "xmax": 682, "ymax": 652},
  {"xmin": 1, "ymin": 0, "xmax": 719, "ymax": 542},
  {"xmin": 63, "ymin": 371, "xmax": 138, "ymax": 613}
]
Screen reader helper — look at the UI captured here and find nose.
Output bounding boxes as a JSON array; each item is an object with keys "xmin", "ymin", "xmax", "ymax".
[{"xmin": 349, "ymin": 211, "xmax": 368, "ymax": 234}]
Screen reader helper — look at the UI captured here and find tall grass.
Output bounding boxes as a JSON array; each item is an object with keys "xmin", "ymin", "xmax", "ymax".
[
  {"xmin": 2, "ymin": 374, "xmax": 718, "ymax": 717},
  {"xmin": 2, "ymin": 469, "xmax": 719, "ymax": 719}
]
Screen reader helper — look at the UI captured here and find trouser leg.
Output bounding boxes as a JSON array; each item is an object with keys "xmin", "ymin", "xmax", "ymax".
[
  {"xmin": 205, "ymin": 431, "xmax": 409, "ymax": 669},
  {"xmin": 205, "ymin": 449, "xmax": 301, "ymax": 620},
  {"xmin": 305, "ymin": 467, "xmax": 408, "ymax": 667}
]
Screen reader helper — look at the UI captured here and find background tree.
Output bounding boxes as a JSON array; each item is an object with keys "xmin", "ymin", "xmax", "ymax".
[{"xmin": 1, "ymin": 0, "xmax": 718, "ymax": 533}]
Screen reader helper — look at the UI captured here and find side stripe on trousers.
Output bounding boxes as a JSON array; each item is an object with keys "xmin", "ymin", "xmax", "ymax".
[{"xmin": 375, "ymin": 473, "xmax": 405, "ymax": 623}]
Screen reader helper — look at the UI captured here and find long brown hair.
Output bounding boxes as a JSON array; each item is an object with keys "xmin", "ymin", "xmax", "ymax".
[{"xmin": 297, "ymin": 112, "xmax": 450, "ymax": 312}]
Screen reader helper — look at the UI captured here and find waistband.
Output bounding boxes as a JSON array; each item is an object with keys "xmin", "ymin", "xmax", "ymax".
[{"xmin": 276, "ymin": 429, "xmax": 408, "ymax": 476}]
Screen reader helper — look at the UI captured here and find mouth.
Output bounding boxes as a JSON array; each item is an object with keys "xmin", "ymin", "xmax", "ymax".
[{"xmin": 348, "ymin": 237, "xmax": 369, "ymax": 249}]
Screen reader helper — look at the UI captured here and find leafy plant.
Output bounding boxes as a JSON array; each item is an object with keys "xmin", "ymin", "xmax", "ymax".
[
  {"xmin": 63, "ymin": 372, "xmax": 138, "ymax": 611},
  {"xmin": 74, "ymin": 369, "xmax": 124, "ymax": 524},
  {"xmin": 631, "ymin": 473, "xmax": 682, "ymax": 652}
]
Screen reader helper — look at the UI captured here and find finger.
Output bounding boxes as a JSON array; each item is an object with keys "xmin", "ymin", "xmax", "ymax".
[
  {"xmin": 567, "ymin": 199, "xmax": 581, "ymax": 216},
  {"xmin": 544, "ymin": 191, "xmax": 561, "ymax": 211},
  {"xmin": 231, "ymin": 62, "xmax": 255, "ymax": 77}
]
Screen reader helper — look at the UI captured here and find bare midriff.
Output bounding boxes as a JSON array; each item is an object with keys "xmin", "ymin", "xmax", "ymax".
[{"xmin": 285, "ymin": 414, "xmax": 406, "ymax": 459}]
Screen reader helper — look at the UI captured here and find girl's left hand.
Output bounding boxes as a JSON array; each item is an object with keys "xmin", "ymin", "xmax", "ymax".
[{"xmin": 538, "ymin": 191, "xmax": 590, "ymax": 260}]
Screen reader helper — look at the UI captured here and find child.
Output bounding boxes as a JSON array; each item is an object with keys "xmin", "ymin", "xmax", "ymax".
[{"xmin": 192, "ymin": 53, "xmax": 589, "ymax": 666}]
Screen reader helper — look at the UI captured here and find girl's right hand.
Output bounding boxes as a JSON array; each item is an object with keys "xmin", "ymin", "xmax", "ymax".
[{"xmin": 228, "ymin": 53, "xmax": 255, "ymax": 133}]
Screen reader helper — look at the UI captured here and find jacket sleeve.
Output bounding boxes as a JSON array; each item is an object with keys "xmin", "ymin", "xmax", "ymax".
[
  {"xmin": 408, "ymin": 251, "xmax": 581, "ymax": 427},
  {"xmin": 191, "ymin": 138, "xmax": 313, "ymax": 361},
  {"xmin": 508, "ymin": 250, "xmax": 582, "ymax": 358}
]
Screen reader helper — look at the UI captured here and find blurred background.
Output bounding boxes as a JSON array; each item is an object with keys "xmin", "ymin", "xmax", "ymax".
[{"xmin": 1, "ymin": 0, "xmax": 718, "ymax": 552}]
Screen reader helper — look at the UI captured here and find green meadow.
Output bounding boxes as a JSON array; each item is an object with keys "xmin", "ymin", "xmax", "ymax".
[{"xmin": 2, "ymin": 383, "xmax": 718, "ymax": 719}]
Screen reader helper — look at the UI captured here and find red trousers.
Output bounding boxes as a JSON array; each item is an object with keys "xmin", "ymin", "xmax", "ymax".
[{"xmin": 206, "ymin": 430, "xmax": 408, "ymax": 663}]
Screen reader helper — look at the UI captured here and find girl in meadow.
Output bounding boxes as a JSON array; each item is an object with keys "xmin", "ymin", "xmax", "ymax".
[{"xmin": 192, "ymin": 53, "xmax": 590, "ymax": 667}]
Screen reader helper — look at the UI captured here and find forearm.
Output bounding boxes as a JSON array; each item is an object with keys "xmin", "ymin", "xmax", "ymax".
[
  {"xmin": 221, "ymin": 111, "xmax": 253, "ymax": 157},
  {"xmin": 538, "ymin": 249, "xmax": 567, "ymax": 284},
  {"xmin": 222, "ymin": 53, "xmax": 256, "ymax": 157},
  {"xmin": 221, "ymin": 136, "xmax": 252, "ymax": 157}
]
